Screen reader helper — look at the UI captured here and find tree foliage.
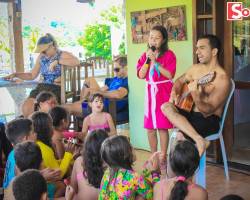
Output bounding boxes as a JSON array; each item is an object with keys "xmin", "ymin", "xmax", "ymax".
[
  {"xmin": 100, "ymin": 5, "xmax": 123, "ymax": 28},
  {"xmin": 0, "ymin": 17, "xmax": 10, "ymax": 54},
  {"xmin": 0, "ymin": 17, "xmax": 11, "ymax": 68},
  {"xmin": 118, "ymin": 41, "xmax": 125, "ymax": 55},
  {"xmin": 100, "ymin": 5, "xmax": 126, "ymax": 55},
  {"xmin": 22, "ymin": 25, "xmax": 41, "ymax": 53},
  {"xmin": 78, "ymin": 24, "xmax": 111, "ymax": 60}
]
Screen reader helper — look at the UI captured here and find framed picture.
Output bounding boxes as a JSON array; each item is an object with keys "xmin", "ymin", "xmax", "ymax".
[{"xmin": 131, "ymin": 5, "xmax": 187, "ymax": 43}]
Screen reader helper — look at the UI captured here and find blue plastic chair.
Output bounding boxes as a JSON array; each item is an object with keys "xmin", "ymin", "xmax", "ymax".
[{"xmin": 195, "ymin": 79, "xmax": 235, "ymax": 188}]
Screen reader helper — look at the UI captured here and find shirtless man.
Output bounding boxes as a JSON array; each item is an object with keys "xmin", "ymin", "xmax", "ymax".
[{"xmin": 161, "ymin": 34, "xmax": 231, "ymax": 155}]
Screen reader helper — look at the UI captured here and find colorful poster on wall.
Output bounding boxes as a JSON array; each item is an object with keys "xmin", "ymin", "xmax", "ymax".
[{"xmin": 130, "ymin": 5, "xmax": 187, "ymax": 43}]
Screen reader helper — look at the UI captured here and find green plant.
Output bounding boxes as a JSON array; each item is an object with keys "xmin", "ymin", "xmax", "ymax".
[
  {"xmin": 78, "ymin": 24, "xmax": 111, "ymax": 60},
  {"xmin": 0, "ymin": 17, "xmax": 11, "ymax": 68},
  {"xmin": 118, "ymin": 41, "xmax": 125, "ymax": 55},
  {"xmin": 0, "ymin": 17, "xmax": 11, "ymax": 54},
  {"xmin": 22, "ymin": 26, "xmax": 41, "ymax": 53},
  {"xmin": 100, "ymin": 5, "xmax": 123, "ymax": 28},
  {"xmin": 100, "ymin": 5, "xmax": 127, "ymax": 55}
]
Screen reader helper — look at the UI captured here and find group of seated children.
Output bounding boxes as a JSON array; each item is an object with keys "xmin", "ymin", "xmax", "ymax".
[
  {"xmin": 2, "ymin": 95, "xmax": 209, "ymax": 200},
  {"xmin": 1, "ymin": 62, "xmax": 209, "ymax": 199}
]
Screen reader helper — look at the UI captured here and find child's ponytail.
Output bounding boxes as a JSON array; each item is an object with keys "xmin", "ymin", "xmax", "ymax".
[
  {"xmin": 169, "ymin": 176, "xmax": 188, "ymax": 200},
  {"xmin": 169, "ymin": 141, "xmax": 200, "ymax": 200},
  {"xmin": 34, "ymin": 91, "xmax": 56, "ymax": 112}
]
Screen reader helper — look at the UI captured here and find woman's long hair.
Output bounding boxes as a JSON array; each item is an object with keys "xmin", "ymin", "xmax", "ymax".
[
  {"xmin": 83, "ymin": 129, "xmax": 108, "ymax": 188},
  {"xmin": 169, "ymin": 140, "xmax": 200, "ymax": 200},
  {"xmin": 31, "ymin": 112, "xmax": 53, "ymax": 147}
]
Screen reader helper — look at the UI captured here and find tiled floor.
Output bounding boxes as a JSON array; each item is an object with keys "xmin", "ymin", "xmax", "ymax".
[{"xmin": 133, "ymin": 149, "xmax": 250, "ymax": 200}]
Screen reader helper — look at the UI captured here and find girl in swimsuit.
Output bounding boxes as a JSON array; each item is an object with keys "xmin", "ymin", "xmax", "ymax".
[
  {"xmin": 81, "ymin": 93, "xmax": 116, "ymax": 139},
  {"xmin": 153, "ymin": 140, "xmax": 208, "ymax": 200},
  {"xmin": 70, "ymin": 129, "xmax": 108, "ymax": 200}
]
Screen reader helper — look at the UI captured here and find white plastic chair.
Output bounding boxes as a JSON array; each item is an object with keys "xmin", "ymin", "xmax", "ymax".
[{"xmin": 195, "ymin": 79, "xmax": 235, "ymax": 188}]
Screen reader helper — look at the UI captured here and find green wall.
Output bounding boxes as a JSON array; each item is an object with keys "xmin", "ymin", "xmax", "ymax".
[{"xmin": 126, "ymin": 0, "xmax": 194, "ymax": 150}]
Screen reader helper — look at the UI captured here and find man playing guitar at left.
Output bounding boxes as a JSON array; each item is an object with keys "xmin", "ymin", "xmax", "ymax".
[{"xmin": 161, "ymin": 34, "xmax": 231, "ymax": 156}]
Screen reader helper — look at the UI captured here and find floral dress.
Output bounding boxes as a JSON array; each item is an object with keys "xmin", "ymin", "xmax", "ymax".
[{"xmin": 98, "ymin": 168, "xmax": 153, "ymax": 200}]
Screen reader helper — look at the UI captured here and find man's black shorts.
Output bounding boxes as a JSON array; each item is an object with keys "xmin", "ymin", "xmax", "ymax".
[{"xmin": 177, "ymin": 107, "xmax": 221, "ymax": 139}]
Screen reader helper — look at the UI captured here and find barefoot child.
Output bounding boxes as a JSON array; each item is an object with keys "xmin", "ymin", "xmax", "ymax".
[{"xmin": 137, "ymin": 25, "xmax": 176, "ymax": 164}]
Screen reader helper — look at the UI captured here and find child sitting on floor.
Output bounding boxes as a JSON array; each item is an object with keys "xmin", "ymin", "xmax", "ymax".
[
  {"xmin": 49, "ymin": 106, "xmax": 71, "ymax": 159},
  {"xmin": 153, "ymin": 140, "xmax": 208, "ymax": 200},
  {"xmin": 13, "ymin": 169, "xmax": 48, "ymax": 200},
  {"xmin": 99, "ymin": 135, "xmax": 153, "ymax": 200},
  {"xmin": 31, "ymin": 111, "xmax": 75, "ymax": 178},
  {"xmin": 8, "ymin": 141, "xmax": 72, "ymax": 200},
  {"xmin": 71, "ymin": 129, "xmax": 109, "ymax": 200},
  {"xmin": 4, "ymin": 141, "xmax": 42, "ymax": 200},
  {"xmin": 81, "ymin": 93, "xmax": 116, "ymax": 139},
  {"xmin": 34, "ymin": 91, "xmax": 57, "ymax": 113},
  {"xmin": 3, "ymin": 118, "xmax": 36, "ymax": 190},
  {"xmin": 13, "ymin": 169, "xmax": 74, "ymax": 200},
  {"xmin": 49, "ymin": 106, "xmax": 82, "ymax": 160},
  {"xmin": 31, "ymin": 111, "xmax": 75, "ymax": 198}
]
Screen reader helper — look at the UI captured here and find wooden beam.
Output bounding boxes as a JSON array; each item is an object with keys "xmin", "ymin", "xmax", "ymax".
[
  {"xmin": 13, "ymin": 0, "xmax": 24, "ymax": 72},
  {"xmin": 9, "ymin": 0, "xmax": 24, "ymax": 72},
  {"xmin": 7, "ymin": 2, "xmax": 15, "ymax": 72}
]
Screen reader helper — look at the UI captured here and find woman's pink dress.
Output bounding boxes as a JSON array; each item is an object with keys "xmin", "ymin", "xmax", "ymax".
[{"xmin": 137, "ymin": 50, "xmax": 176, "ymax": 129}]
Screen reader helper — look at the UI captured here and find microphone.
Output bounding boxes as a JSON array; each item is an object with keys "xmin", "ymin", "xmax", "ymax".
[{"xmin": 146, "ymin": 46, "xmax": 156, "ymax": 64}]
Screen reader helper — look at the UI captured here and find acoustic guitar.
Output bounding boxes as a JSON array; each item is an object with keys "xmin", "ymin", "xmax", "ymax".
[{"xmin": 176, "ymin": 71, "xmax": 216, "ymax": 112}]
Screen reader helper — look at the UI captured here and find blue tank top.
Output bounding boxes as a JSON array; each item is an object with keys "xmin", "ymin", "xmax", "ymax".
[{"xmin": 40, "ymin": 50, "xmax": 62, "ymax": 84}]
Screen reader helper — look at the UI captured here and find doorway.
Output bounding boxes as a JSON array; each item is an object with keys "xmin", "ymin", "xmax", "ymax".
[{"xmin": 231, "ymin": 9, "xmax": 250, "ymax": 165}]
